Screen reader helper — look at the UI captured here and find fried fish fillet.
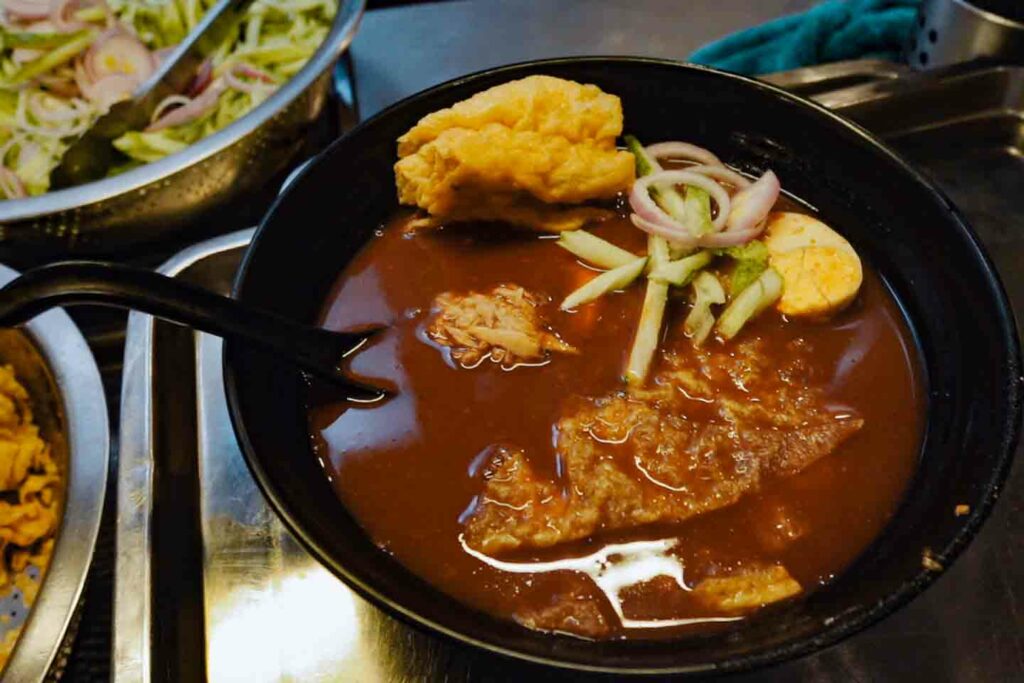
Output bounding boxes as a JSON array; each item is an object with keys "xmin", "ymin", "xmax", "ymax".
[
  {"xmin": 395, "ymin": 76, "xmax": 635, "ymax": 231},
  {"xmin": 463, "ymin": 338, "xmax": 862, "ymax": 554}
]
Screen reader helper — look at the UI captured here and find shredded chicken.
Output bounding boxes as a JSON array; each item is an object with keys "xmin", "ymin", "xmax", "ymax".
[
  {"xmin": 463, "ymin": 338, "xmax": 862, "ymax": 554},
  {"xmin": 395, "ymin": 76, "xmax": 635, "ymax": 231},
  {"xmin": 426, "ymin": 285, "xmax": 576, "ymax": 368},
  {"xmin": 692, "ymin": 565, "xmax": 802, "ymax": 612}
]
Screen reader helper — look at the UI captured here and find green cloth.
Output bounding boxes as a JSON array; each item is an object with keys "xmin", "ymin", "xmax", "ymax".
[{"xmin": 689, "ymin": 0, "xmax": 919, "ymax": 75}]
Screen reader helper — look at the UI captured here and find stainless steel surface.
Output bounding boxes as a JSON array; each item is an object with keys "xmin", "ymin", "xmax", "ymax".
[
  {"xmin": 51, "ymin": 0, "xmax": 259, "ymax": 188},
  {"xmin": 0, "ymin": 264, "xmax": 109, "ymax": 682},
  {"xmin": 115, "ymin": 229, "xmax": 254, "ymax": 682},
  {"xmin": 908, "ymin": 0, "xmax": 1024, "ymax": 69},
  {"xmin": 0, "ymin": 0, "xmax": 364, "ymax": 253},
  {"xmin": 760, "ymin": 59, "xmax": 910, "ymax": 93},
  {"xmin": 197, "ymin": 332, "xmax": 385, "ymax": 681},
  {"xmin": 114, "ymin": 61, "xmax": 1024, "ymax": 681}
]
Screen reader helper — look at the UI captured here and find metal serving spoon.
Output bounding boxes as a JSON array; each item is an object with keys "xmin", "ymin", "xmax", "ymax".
[
  {"xmin": 50, "ymin": 0, "xmax": 257, "ymax": 188},
  {"xmin": 0, "ymin": 261, "xmax": 389, "ymax": 402}
]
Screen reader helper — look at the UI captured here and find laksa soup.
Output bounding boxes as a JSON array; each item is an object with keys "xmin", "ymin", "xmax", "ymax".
[{"xmin": 308, "ymin": 76, "xmax": 924, "ymax": 640}]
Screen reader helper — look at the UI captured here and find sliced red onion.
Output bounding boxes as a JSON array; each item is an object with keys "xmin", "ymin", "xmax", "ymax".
[
  {"xmin": 224, "ymin": 62, "xmax": 275, "ymax": 94},
  {"xmin": 149, "ymin": 94, "xmax": 190, "ymax": 123},
  {"xmin": 629, "ymin": 212, "xmax": 700, "ymax": 248},
  {"xmin": 725, "ymin": 170, "xmax": 780, "ymax": 234},
  {"xmin": 685, "ymin": 163, "xmax": 752, "ymax": 191},
  {"xmin": 50, "ymin": 0, "xmax": 108, "ymax": 32},
  {"xmin": 37, "ymin": 72, "xmax": 80, "ymax": 97},
  {"xmin": 82, "ymin": 72, "xmax": 136, "ymax": 110},
  {"xmin": 696, "ymin": 222, "xmax": 767, "ymax": 247},
  {"xmin": 631, "ymin": 169, "xmax": 732, "ymax": 233},
  {"xmin": 3, "ymin": 0, "xmax": 51, "ymax": 21},
  {"xmin": 188, "ymin": 58, "xmax": 213, "ymax": 96},
  {"xmin": 83, "ymin": 29, "xmax": 154, "ymax": 84},
  {"xmin": 645, "ymin": 141, "xmax": 723, "ymax": 168},
  {"xmin": 11, "ymin": 47, "xmax": 41, "ymax": 63},
  {"xmin": 50, "ymin": 0, "xmax": 83, "ymax": 31},
  {"xmin": 27, "ymin": 91, "xmax": 82, "ymax": 122},
  {"xmin": 0, "ymin": 167, "xmax": 26, "ymax": 199},
  {"xmin": 146, "ymin": 79, "xmax": 225, "ymax": 132}
]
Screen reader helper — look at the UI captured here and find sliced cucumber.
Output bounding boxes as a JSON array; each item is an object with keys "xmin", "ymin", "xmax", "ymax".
[
  {"xmin": 625, "ymin": 278, "xmax": 669, "ymax": 386},
  {"xmin": 560, "ymin": 256, "xmax": 648, "ymax": 311},
  {"xmin": 650, "ymin": 250, "xmax": 713, "ymax": 286},
  {"xmin": 684, "ymin": 271, "xmax": 727, "ymax": 346},
  {"xmin": 557, "ymin": 230, "xmax": 639, "ymax": 269},
  {"xmin": 716, "ymin": 267, "xmax": 784, "ymax": 340}
]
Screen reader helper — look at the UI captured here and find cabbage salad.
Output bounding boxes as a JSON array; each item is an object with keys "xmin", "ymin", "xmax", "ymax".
[{"xmin": 0, "ymin": 0, "xmax": 335, "ymax": 198}]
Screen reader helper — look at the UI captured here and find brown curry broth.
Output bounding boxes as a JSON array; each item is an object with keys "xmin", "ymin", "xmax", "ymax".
[{"xmin": 309, "ymin": 209, "xmax": 924, "ymax": 638}]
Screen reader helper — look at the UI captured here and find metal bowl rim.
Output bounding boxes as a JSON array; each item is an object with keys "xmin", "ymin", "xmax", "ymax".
[
  {"xmin": 0, "ymin": 262, "xmax": 110, "ymax": 682},
  {"xmin": 0, "ymin": 0, "xmax": 365, "ymax": 222}
]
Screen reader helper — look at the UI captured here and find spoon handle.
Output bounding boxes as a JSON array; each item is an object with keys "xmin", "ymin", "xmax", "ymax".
[{"xmin": 0, "ymin": 261, "xmax": 386, "ymax": 400}]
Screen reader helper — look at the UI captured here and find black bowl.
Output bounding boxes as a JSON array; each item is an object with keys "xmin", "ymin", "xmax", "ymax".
[{"xmin": 224, "ymin": 57, "xmax": 1021, "ymax": 675}]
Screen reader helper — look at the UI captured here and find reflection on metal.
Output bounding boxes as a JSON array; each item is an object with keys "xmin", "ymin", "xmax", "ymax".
[{"xmin": 197, "ymin": 332, "xmax": 380, "ymax": 682}]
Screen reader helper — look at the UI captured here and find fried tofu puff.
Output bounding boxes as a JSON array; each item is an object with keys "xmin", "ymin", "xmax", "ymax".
[
  {"xmin": 395, "ymin": 76, "xmax": 635, "ymax": 231},
  {"xmin": 764, "ymin": 212, "xmax": 863, "ymax": 319}
]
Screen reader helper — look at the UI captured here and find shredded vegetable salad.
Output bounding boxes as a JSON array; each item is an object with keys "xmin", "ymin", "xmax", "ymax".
[{"xmin": 0, "ymin": 0, "xmax": 335, "ymax": 198}]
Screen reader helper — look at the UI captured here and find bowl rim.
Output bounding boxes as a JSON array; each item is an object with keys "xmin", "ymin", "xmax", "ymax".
[
  {"xmin": 227, "ymin": 56, "xmax": 1023, "ymax": 675},
  {"xmin": 0, "ymin": 0, "xmax": 365, "ymax": 222},
  {"xmin": 0, "ymin": 262, "xmax": 110, "ymax": 681}
]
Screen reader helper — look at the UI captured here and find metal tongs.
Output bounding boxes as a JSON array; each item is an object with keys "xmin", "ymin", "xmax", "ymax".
[{"xmin": 49, "ymin": 0, "xmax": 257, "ymax": 189}]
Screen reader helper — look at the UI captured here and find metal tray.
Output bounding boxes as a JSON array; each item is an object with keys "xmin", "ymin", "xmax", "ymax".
[{"xmin": 115, "ymin": 63, "xmax": 1024, "ymax": 682}]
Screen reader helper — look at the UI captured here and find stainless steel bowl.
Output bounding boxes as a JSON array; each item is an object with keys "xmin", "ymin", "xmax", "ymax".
[
  {"xmin": 0, "ymin": 0, "xmax": 364, "ymax": 254},
  {"xmin": 0, "ymin": 263, "xmax": 108, "ymax": 682}
]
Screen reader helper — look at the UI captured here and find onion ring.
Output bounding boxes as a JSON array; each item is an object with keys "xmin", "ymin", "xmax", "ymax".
[
  {"xmin": 645, "ymin": 141, "xmax": 723, "ymax": 167},
  {"xmin": 0, "ymin": 167, "xmax": 26, "ymax": 199},
  {"xmin": 224, "ymin": 61, "xmax": 275, "ymax": 94},
  {"xmin": 150, "ymin": 94, "xmax": 191, "ymax": 123},
  {"xmin": 146, "ymin": 79, "xmax": 225, "ymax": 132},
  {"xmin": 630, "ymin": 169, "xmax": 732, "ymax": 236},
  {"xmin": 82, "ymin": 72, "xmax": 137, "ymax": 110},
  {"xmin": 4, "ymin": 0, "xmax": 50, "ymax": 21},
  {"xmin": 685, "ymin": 164, "xmax": 752, "ymax": 191},
  {"xmin": 83, "ymin": 29, "xmax": 154, "ymax": 84},
  {"xmin": 629, "ymin": 212, "xmax": 700, "ymax": 248},
  {"xmin": 725, "ymin": 170, "xmax": 780, "ymax": 233}
]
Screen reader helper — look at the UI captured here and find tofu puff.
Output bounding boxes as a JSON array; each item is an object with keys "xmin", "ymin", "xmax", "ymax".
[{"xmin": 395, "ymin": 76, "xmax": 636, "ymax": 231}]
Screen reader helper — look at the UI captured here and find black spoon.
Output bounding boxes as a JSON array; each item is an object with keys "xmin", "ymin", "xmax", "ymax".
[{"xmin": 0, "ymin": 261, "xmax": 389, "ymax": 402}]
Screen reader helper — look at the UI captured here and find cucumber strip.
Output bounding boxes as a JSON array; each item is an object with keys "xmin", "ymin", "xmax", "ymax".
[
  {"xmin": 1, "ymin": 28, "xmax": 85, "ymax": 50},
  {"xmin": 624, "ymin": 134, "xmax": 689, "ymax": 220},
  {"xmin": 560, "ymin": 256, "xmax": 648, "ymax": 311},
  {"xmin": 557, "ymin": 230, "xmax": 638, "ymax": 269},
  {"xmin": 625, "ymin": 278, "xmax": 669, "ymax": 386},
  {"xmin": 650, "ymin": 250, "xmax": 713, "ymax": 285},
  {"xmin": 682, "ymin": 186, "xmax": 714, "ymax": 236},
  {"xmin": 713, "ymin": 239, "xmax": 770, "ymax": 296},
  {"xmin": 684, "ymin": 271, "xmax": 727, "ymax": 346},
  {"xmin": 647, "ymin": 233, "xmax": 670, "ymax": 267},
  {"xmin": 7, "ymin": 30, "xmax": 95, "ymax": 85},
  {"xmin": 716, "ymin": 267, "xmax": 784, "ymax": 340}
]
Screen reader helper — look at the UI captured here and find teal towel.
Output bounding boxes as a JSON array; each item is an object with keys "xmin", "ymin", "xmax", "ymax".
[{"xmin": 689, "ymin": 0, "xmax": 919, "ymax": 75}]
